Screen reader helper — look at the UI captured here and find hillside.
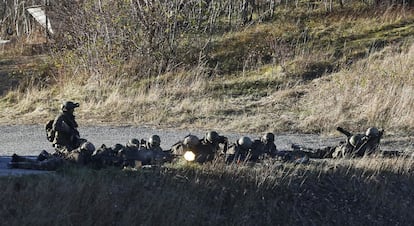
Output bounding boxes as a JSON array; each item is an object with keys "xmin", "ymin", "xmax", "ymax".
[
  {"xmin": 1, "ymin": 2, "xmax": 414, "ymax": 225},
  {"xmin": 0, "ymin": 1, "xmax": 413, "ymax": 136}
]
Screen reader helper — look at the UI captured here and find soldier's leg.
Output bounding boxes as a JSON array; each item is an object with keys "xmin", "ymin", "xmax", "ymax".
[
  {"xmin": 331, "ymin": 145, "xmax": 350, "ymax": 158},
  {"xmin": 8, "ymin": 161, "xmax": 41, "ymax": 170},
  {"xmin": 288, "ymin": 150, "xmax": 308, "ymax": 161},
  {"xmin": 9, "ymin": 155, "xmax": 64, "ymax": 170},
  {"xmin": 37, "ymin": 150, "xmax": 52, "ymax": 161},
  {"xmin": 275, "ymin": 151, "xmax": 309, "ymax": 163},
  {"xmin": 38, "ymin": 157, "xmax": 64, "ymax": 170},
  {"xmin": 64, "ymin": 150, "xmax": 90, "ymax": 165},
  {"xmin": 306, "ymin": 147, "xmax": 335, "ymax": 158},
  {"xmin": 11, "ymin": 154, "xmax": 37, "ymax": 163}
]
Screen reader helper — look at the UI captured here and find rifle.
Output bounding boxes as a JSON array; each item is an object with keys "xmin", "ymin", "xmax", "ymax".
[
  {"xmin": 336, "ymin": 127, "xmax": 352, "ymax": 138},
  {"xmin": 380, "ymin": 150, "xmax": 403, "ymax": 157}
]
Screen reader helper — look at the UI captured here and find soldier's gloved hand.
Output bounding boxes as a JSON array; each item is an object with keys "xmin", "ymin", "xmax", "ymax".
[{"xmin": 379, "ymin": 129, "xmax": 384, "ymax": 138}]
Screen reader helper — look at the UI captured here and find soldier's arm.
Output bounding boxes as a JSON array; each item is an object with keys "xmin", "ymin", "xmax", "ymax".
[
  {"xmin": 379, "ymin": 129, "xmax": 384, "ymax": 138},
  {"xmin": 218, "ymin": 136, "xmax": 229, "ymax": 153},
  {"xmin": 53, "ymin": 115, "xmax": 71, "ymax": 133},
  {"xmin": 170, "ymin": 141, "xmax": 184, "ymax": 155}
]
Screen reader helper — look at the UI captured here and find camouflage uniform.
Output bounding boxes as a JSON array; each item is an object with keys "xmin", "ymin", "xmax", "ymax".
[
  {"xmin": 260, "ymin": 133, "xmax": 278, "ymax": 158},
  {"xmin": 331, "ymin": 127, "xmax": 383, "ymax": 158},
  {"xmin": 225, "ymin": 136, "xmax": 255, "ymax": 163},
  {"xmin": 52, "ymin": 101, "xmax": 82, "ymax": 152},
  {"xmin": 121, "ymin": 137, "xmax": 163, "ymax": 167},
  {"xmin": 225, "ymin": 133, "xmax": 280, "ymax": 163},
  {"xmin": 200, "ymin": 131, "xmax": 229, "ymax": 155},
  {"xmin": 99, "ymin": 135, "xmax": 172, "ymax": 168},
  {"xmin": 274, "ymin": 144, "xmax": 326, "ymax": 162},
  {"xmin": 62, "ymin": 142, "xmax": 96, "ymax": 165},
  {"xmin": 9, "ymin": 101, "xmax": 94, "ymax": 171},
  {"xmin": 142, "ymin": 135, "xmax": 174, "ymax": 164},
  {"xmin": 8, "ymin": 154, "xmax": 64, "ymax": 170},
  {"xmin": 171, "ymin": 134, "xmax": 218, "ymax": 164},
  {"xmin": 292, "ymin": 127, "xmax": 384, "ymax": 159},
  {"xmin": 91, "ymin": 140, "xmax": 146, "ymax": 169},
  {"xmin": 91, "ymin": 144, "xmax": 124, "ymax": 168},
  {"xmin": 9, "ymin": 142, "xmax": 95, "ymax": 170},
  {"xmin": 51, "ymin": 102, "xmax": 94, "ymax": 164},
  {"xmin": 118, "ymin": 138, "xmax": 145, "ymax": 167}
]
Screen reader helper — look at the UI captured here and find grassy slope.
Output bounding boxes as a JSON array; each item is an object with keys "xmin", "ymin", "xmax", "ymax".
[
  {"xmin": 1, "ymin": 5, "xmax": 414, "ymax": 225},
  {"xmin": 0, "ymin": 6, "xmax": 413, "ymax": 136}
]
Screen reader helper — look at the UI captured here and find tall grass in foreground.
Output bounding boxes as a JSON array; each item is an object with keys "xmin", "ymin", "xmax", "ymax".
[{"xmin": 1, "ymin": 157, "xmax": 414, "ymax": 225}]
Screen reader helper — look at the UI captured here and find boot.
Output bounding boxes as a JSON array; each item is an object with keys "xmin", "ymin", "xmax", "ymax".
[
  {"xmin": 37, "ymin": 150, "xmax": 51, "ymax": 161},
  {"xmin": 11, "ymin": 154, "xmax": 25, "ymax": 163}
]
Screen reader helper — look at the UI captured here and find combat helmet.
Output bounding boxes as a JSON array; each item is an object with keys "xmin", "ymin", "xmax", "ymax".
[
  {"xmin": 112, "ymin": 143, "xmax": 124, "ymax": 152},
  {"xmin": 238, "ymin": 136, "xmax": 252, "ymax": 149},
  {"xmin": 61, "ymin": 101, "xmax": 79, "ymax": 112},
  {"xmin": 183, "ymin": 135, "xmax": 200, "ymax": 148},
  {"xmin": 205, "ymin": 131, "xmax": 219, "ymax": 143},
  {"xmin": 81, "ymin": 141, "xmax": 96, "ymax": 153},
  {"xmin": 365, "ymin": 127, "xmax": 380, "ymax": 137},
  {"xmin": 149, "ymin": 135, "xmax": 161, "ymax": 147},
  {"xmin": 261, "ymin": 132, "xmax": 275, "ymax": 144},
  {"xmin": 349, "ymin": 134, "xmax": 364, "ymax": 148},
  {"xmin": 127, "ymin": 138, "xmax": 140, "ymax": 148}
]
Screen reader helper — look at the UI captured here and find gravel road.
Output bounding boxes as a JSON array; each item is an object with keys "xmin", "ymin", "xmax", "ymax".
[
  {"xmin": 0, "ymin": 125, "xmax": 413, "ymax": 176},
  {"xmin": 0, "ymin": 125, "xmax": 346, "ymax": 156}
]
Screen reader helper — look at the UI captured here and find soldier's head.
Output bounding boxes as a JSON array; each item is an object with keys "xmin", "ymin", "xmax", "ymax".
[
  {"xmin": 61, "ymin": 101, "xmax": 79, "ymax": 113},
  {"xmin": 365, "ymin": 127, "xmax": 380, "ymax": 137},
  {"xmin": 149, "ymin": 135, "xmax": 161, "ymax": 147},
  {"xmin": 127, "ymin": 138, "xmax": 140, "ymax": 148},
  {"xmin": 205, "ymin": 131, "xmax": 219, "ymax": 144},
  {"xmin": 183, "ymin": 135, "xmax": 200, "ymax": 149},
  {"xmin": 261, "ymin": 132, "xmax": 275, "ymax": 144},
  {"xmin": 237, "ymin": 136, "xmax": 252, "ymax": 150}
]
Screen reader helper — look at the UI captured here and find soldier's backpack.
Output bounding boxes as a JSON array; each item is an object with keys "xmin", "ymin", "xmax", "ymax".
[{"xmin": 45, "ymin": 119, "xmax": 55, "ymax": 142}]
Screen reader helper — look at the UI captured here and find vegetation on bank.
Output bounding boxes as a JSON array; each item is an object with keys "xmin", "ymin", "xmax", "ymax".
[
  {"xmin": 2, "ymin": 157, "xmax": 414, "ymax": 225},
  {"xmin": 0, "ymin": 1, "xmax": 413, "ymax": 135},
  {"xmin": 1, "ymin": 2, "xmax": 414, "ymax": 225}
]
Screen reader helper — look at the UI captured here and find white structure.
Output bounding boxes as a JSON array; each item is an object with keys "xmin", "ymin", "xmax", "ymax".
[
  {"xmin": 26, "ymin": 7, "xmax": 54, "ymax": 35},
  {"xmin": 0, "ymin": 39, "xmax": 10, "ymax": 45}
]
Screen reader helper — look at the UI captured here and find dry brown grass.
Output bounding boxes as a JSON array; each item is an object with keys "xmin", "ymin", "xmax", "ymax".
[
  {"xmin": 1, "ymin": 157, "xmax": 414, "ymax": 225},
  {"xmin": 1, "ymin": 5, "xmax": 414, "ymax": 137},
  {"xmin": 1, "ymin": 3, "xmax": 414, "ymax": 225},
  {"xmin": 1, "ymin": 42, "xmax": 413, "ymax": 135},
  {"xmin": 298, "ymin": 43, "xmax": 414, "ymax": 134}
]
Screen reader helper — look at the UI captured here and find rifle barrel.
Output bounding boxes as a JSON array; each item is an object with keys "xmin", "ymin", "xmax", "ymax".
[{"xmin": 337, "ymin": 127, "xmax": 352, "ymax": 137}]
